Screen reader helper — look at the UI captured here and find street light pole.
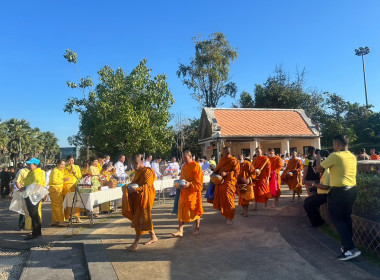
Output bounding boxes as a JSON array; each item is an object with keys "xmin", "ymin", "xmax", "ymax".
[{"xmin": 355, "ymin": 46, "xmax": 370, "ymax": 108}]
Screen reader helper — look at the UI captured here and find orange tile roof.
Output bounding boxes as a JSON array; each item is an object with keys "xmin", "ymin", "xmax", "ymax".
[{"xmin": 213, "ymin": 109, "xmax": 314, "ymax": 136}]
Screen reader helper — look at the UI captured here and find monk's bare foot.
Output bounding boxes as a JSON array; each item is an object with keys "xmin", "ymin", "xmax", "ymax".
[
  {"xmin": 171, "ymin": 231, "xmax": 183, "ymax": 237},
  {"xmin": 226, "ymin": 219, "xmax": 232, "ymax": 225},
  {"xmin": 192, "ymin": 229, "xmax": 200, "ymax": 235},
  {"xmin": 145, "ymin": 236, "xmax": 158, "ymax": 245},
  {"xmin": 127, "ymin": 243, "xmax": 138, "ymax": 251},
  {"xmin": 243, "ymin": 213, "xmax": 248, "ymax": 217}
]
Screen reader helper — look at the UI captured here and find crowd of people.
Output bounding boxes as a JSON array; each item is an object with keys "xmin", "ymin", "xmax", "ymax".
[{"xmin": 0, "ymin": 140, "xmax": 374, "ymax": 260}]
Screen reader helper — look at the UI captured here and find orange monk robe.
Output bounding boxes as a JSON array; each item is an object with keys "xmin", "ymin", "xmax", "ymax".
[
  {"xmin": 281, "ymin": 158, "xmax": 303, "ymax": 194},
  {"xmin": 237, "ymin": 160, "xmax": 256, "ymax": 206},
  {"xmin": 252, "ymin": 156, "xmax": 271, "ymax": 203},
  {"xmin": 213, "ymin": 156, "xmax": 240, "ymax": 219},
  {"xmin": 178, "ymin": 161, "xmax": 204, "ymax": 223},
  {"xmin": 268, "ymin": 156, "xmax": 283, "ymax": 198},
  {"xmin": 122, "ymin": 167, "xmax": 157, "ymax": 235},
  {"xmin": 371, "ymin": 154, "xmax": 379, "ymax": 160}
]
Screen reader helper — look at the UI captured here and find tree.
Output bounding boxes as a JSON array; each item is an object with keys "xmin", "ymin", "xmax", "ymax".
[
  {"xmin": 1, "ymin": 119, "xmax": 59, "ymax": 165},
  {"xmin": 171, "ymin": 116, "xmax": 201, "ymax": 162},
  {"xmin": 64, "ymin": 51, "xmax": 175, "ymax": 158},
  {"xmin": 237, "ymin": 91, "xmax": 255, "ymax": 108},
  {"xmin": 37, "ymin": 132, "xmax": 60, "ymax": 165},
  {"xmin": 254, "ymin": 65, "xmax": 305, "ymax": 109},
  {"xmin": 177, "ymin": 32, "xmax": 238, "ymax": 108}
]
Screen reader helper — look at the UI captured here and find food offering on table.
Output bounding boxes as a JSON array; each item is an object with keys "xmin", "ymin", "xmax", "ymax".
[
  {"xmin": 174, "ymin": 179, "xmax": 187, "ymax": 189},
  {"xmin": 91, "ymin": 176, "xmax": 101, "ymax": 192},
  {"xmin": 165, "ymin": 169, "xmax": 179, "ymax": 179},
  {"xmin": 77, "ymin": 176, "xmax": 93, "ymax": 193},
  {"xmin": 210, "ymin": 174, "xmax": 224, "ymax": 185}
]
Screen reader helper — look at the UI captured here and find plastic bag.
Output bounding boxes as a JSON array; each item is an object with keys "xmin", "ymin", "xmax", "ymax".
[
  {"xmin": 9, "ymin": 191, "xmax": 28, "ymax": 215},
  {"xmin": 20, "ymin": 183, "xmax": 49, "ymax": 205}
]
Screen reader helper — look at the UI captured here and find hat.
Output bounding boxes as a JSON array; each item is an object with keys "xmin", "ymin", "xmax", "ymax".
[{"xmin": 26, "ymin": 158, "xmax": 40, "ymax": 165}]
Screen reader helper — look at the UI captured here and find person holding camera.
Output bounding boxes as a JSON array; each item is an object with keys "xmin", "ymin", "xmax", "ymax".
[
  {"xmin": 316, "ymin": 135, "xmax": 360, "ymax": 261},
  {"xmin": 302, "ymin": 147, "xmax": 320, "ymax": 197}
]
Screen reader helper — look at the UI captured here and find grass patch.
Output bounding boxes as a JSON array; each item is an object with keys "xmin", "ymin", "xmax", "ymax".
[{"xmin": 319, "ymin": 223, "xmax": 380, "ymax": 267}]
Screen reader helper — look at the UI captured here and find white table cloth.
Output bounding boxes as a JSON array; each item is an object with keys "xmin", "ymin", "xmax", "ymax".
[{"xmin": 63, "ymin": 176, "xmax": 212, "ymax": 212}]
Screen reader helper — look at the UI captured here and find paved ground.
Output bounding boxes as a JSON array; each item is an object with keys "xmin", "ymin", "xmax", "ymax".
[
  {"xmin": 92, "ymin": 191, "xmax": 380, "ymax": 280},
  {"xmin": 0, "ymin": 189, "xmax": 379, "ymax": 280}
]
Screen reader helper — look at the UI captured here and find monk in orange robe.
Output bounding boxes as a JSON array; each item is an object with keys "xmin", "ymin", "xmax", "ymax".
[
  {"xmin": 237, "ymin": 154, "xmax": 256, "ymax": 217},
  {"xmin": 122, "ymin": 154, "xmax": 157, "ymax": 251},
  {"xmin": 281, "ymin": 151, "xmax": 303, "ymax": 201},
  {"xmin": 172, "ymin": 150, "xmax": 203, "ymax": 237},
  {"xmin": 267, "ymin": 148, "xmax": 283, "ymax": 208},
  {"xmin": 252, "ymin": 148, "xmax": 271, "ymax": 210},
  {"xmin": 370, "ymin": 149, "xmax": 379, "ymax": 160},
  {"xmin": 213, "ymin": 147, "xmax": 240, "ymax": 225}
]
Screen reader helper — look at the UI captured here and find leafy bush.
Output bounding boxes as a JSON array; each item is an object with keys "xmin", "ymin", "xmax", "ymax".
[{"xmin": 354, "ymin": 174, "xmax": 380, "ymax": 219}]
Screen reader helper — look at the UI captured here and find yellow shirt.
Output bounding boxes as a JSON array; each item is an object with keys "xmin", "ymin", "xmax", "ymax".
[
  {"xmin": 88, "ymin": 165, "xmax": 100, "ymax": 176},
  {"xmin": 320, "ymin": 151, "xmax": 357, "ymax": 187},
  {"xmin": 24, "ymin": 168, "xmax": 46, "ymax": 187},
  {"xmin": 318, "ymin": 169, "xmax": 330, "ymax": 194},
  {"xmin": 64, "ymin": 164, "xmax": 82, "ymax": 185},
  {"xmin": 16, "ymin": 168, "xmax": 30, "ymax": 186},
  {"xmin": 49, "ymin": 168, "xmax": 64, "ymax": 188}
]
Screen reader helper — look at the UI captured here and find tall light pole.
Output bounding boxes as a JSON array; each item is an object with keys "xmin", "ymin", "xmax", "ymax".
[{"xmin": 355, "ymin": 46, "xmax": 370, "ymax": 108}]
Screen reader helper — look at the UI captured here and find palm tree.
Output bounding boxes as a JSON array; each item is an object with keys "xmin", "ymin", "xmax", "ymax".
[{"xmin": 5, "ymin": 119, "xmax": 33, "ymax": 164}]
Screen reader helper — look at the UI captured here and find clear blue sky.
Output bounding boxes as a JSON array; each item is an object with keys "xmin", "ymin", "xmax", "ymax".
[{"xmin": 1, "ymin": 1, "xmax": 379, "ymax": 146}]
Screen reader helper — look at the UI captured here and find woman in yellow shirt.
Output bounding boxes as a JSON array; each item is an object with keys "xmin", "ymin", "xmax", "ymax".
[
  {"xmin": 49, "ymin": 160, "xmax": 67, "ymax": 226},
  {"xmin": 63, "ymin": 155, "xmax": 82, "ymax": 223}
]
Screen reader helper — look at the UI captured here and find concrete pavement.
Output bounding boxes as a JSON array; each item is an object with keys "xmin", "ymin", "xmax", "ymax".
[{"xmin": 1, "ymin": 190, "xmax": 380, "ymax": 280}]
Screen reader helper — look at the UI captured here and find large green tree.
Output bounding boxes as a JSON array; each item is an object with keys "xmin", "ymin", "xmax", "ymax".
[
  {"xmin": 177, "ymin": 32, "xmax": 238, "ymax": 108},
  {"xmin": 64, "ymin": 51, "xmax": 174, "ymax": 157}
]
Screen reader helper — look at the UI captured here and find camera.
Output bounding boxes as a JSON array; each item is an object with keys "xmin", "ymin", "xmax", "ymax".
[{"xmin": 316, "ymin": 149, "xmax": 329, "ymax": 158}]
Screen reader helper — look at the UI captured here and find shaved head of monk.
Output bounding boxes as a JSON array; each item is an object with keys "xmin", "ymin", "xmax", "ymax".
[
  {"xmin": 132, "ymin": 154, "xmax": 144, "ymax": 170},
  {"xmin": 183, "ymin": 150, "xmax": 193, "ymax": 164},
  {"xmin": 268, "ymin": 148, "xmax": 275, "ymax": 157},
  {"xmin": 222, "ymin": 147, "xmax": 231, "ymax": 158},
  {"xmin": 255, "ymin": 148, "xmax": 263, "ymax": 156},
  {"xmin": 291, "ymin": 151, "xmax": 298, "ymax": 159}
]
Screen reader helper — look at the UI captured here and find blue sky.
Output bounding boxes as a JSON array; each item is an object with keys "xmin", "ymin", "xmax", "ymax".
[{"xmin": 1, "ymin": 1, "xmax": 379, "ymax": 146}]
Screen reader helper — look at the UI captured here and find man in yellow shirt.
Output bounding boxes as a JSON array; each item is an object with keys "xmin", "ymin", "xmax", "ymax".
[
  {"xmin": 19, "ymin": 158, "xmax": 46, "ymax": 240},
  {"xmin": 317, "ymin": 135, "xmax": 360, "ymax": 261}
]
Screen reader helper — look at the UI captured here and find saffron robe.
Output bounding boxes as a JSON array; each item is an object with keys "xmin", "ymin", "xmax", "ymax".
[
  {"xmin": 213, "ymin": 156, "xmax": 240, "ymax": 219},
  {"xmin": 281, "ymin": 158, "xmax": 303, "ymax": 194},
  {"xmin": 237, "ymin": 160, "xmax": 256, "ymax": 206},
  {"xmin": 178, "ymin": 161, "xmax": 204, "ymax": 223},
  {"xmin": 122, "ymin": 167, "xmax": 157, "ymax": 234},
  {"xmin": 252, "ymin": 156, "xmax": 271, "ymax": 203}
]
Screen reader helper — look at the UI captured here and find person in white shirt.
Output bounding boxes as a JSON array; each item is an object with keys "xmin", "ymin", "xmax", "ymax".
[
  {"xmin": 201, "ymin": 156, "xmax": 210, "ymax": 171},
  {"xmin": 166, "ymin": 157, "xmax": 180, "ymax": 196},
  {"xmin": 151, "ymin": 157, "xmax": 162, "ymax": 179},
  {"xmin": 143, "ymin": 154, "xmax": 153, "ymax": 168},
  {"xmin": 166, "ymin": 157, "xmax": 180, "ymax": 173},
  {"xmin": 114, "ymin": 154, "xmax": 127, "ymax": 180}
]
